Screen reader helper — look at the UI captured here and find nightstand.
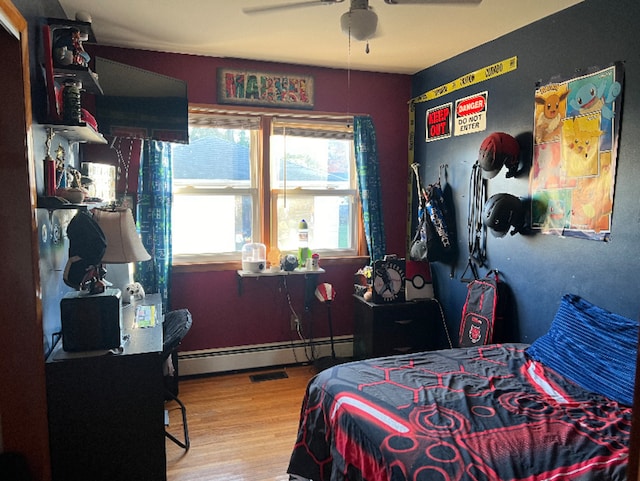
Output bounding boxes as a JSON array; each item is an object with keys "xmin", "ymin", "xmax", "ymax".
[{"xmin": 353, "ymin": 294, "xmax": 444, "ymax": 359}]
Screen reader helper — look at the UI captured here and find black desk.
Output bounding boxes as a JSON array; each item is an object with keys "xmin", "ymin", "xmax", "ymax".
[{"xmin": 46, "ymin": 294, "xmax": 166, "ymax": 481}]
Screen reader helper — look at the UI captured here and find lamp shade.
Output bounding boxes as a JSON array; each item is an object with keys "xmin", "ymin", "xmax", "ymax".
[
  {"xmin": 93, "ymin": 207, "xmax": 151, "ymax": 263},
  {"xmin": 340, "ymin": 8, "xmax": 378, "ymax": 41}
]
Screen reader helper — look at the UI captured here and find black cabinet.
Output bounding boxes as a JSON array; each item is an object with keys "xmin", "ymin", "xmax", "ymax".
[{"xmin": 353, "ymin": 295, "xmax": 444, "ymax": 359}]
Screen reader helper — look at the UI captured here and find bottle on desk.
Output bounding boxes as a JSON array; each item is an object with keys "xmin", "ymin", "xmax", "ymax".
[{"xmin": 298, "ymin": 219, "xmax": 309, "ymax": 266}]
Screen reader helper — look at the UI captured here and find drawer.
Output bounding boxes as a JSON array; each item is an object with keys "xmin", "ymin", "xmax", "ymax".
[{"xmin": 372, "ymin": 315, "xmax": 432, "ymax": 356}]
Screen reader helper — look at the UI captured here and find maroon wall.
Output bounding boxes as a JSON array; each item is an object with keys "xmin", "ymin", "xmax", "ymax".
[{"xmin": 87, "ymin": 45, "xmax": 412, "ymax": 352}]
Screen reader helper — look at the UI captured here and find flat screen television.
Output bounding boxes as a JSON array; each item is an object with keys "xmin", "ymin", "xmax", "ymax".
[{"xmin": 94, "ymin": 57, "xmax": 188, "ymax": 144}]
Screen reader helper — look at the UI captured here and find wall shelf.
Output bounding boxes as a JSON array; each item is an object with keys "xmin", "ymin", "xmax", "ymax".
[
  {"xmin": 37, "ymin": 196, "xmax": 85, "ymax": 210},
  {"xmin": 37, "ymin": 196, "xmax": 107, "ymax": 212},
  {"xmin": 46, "ymin": 17, "xmax": 96, "ymax": 42},
  {"xmin": 53, "ymin": 65, "xmax": 103, "ymax": 95},
  {"xmin": 43, "ymin": 122, "xmax": 107, "ymax": 144}
]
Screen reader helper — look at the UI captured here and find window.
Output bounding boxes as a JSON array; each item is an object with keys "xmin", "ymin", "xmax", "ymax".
[{"xmin": 171, "ymin": 109, "xmax": 360, "ymax": 264}]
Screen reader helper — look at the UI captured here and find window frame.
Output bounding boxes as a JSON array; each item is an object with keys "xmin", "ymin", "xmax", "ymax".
[{"xmin": 171, "ymin": 105, "xmax": 366, "ymax": 269}]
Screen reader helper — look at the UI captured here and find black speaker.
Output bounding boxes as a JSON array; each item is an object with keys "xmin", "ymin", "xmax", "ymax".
[{"xmin": 60, "ymin": 288, "xmax": 122, "ymax": 352}]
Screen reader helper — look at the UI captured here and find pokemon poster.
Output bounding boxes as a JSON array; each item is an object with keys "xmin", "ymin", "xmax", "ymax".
[{"xmin": 530, "ymin": 63, "xmax": 623, "ymax": 241}]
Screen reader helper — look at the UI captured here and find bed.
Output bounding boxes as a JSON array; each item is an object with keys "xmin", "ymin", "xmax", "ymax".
[{"xmin": 287, "ymin": 294, "xmax": 638, "ymax": 481}]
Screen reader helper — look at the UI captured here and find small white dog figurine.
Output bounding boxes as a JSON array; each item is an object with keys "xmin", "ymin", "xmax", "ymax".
[{"xmin": 125, "ymin": 282, "xmax": 146, "ymax": 301}]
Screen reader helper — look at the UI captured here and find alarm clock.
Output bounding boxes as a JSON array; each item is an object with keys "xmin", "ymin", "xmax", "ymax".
[{"xmin": 372, "ymin": 258, "xmax": 406, "ymax": 303}]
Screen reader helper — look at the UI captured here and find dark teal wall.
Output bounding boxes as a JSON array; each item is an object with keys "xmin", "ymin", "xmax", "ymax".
[{"xmin": 413, "ymin": 0, "xmax": 640, "ymax": 343}]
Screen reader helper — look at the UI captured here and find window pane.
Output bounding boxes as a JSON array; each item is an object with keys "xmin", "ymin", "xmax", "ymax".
[
  {"xmin": 173, "ymin": 126, "xmax": 252, "ymax": 187},
  {"xmin": 172, "ymin": 194, "xmax": 253, "ymax": 255},
  {"xmin": 172, "ymin": 124, "xmax": 256, "ymax": 258},
  {"xmin": 275, "ymin": 195, "xmax": 355, "ymax": 252},
  {"xmin": 270, "ymin": 135, "xmax": 351, "ymax": 189}
]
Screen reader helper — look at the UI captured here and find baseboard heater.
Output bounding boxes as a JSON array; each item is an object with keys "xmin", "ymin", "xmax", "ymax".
[{"xmin": 178, "ymin": 335, "xmax": 353, "ymax": 376}]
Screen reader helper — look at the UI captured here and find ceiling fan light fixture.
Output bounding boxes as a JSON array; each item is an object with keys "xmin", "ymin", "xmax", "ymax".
[{"xmin": 340, "ymin": 8, "xmax": 378, "ymax": 41}]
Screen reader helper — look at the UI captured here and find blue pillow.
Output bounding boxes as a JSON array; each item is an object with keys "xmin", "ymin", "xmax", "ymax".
[{"xmin": 526, "ymin": 294, "xmax": 639, "ymax": 405}]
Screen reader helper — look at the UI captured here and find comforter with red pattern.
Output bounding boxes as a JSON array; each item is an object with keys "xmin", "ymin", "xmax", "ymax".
[{"xmin": 287, "ymin": 344, "xmax": 631, "ymax": 481}]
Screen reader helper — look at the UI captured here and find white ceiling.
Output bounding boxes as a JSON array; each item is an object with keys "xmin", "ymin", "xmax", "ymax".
[{"xmin": 58, "ymin": 0, "xmax": 582, "ymax": 75}]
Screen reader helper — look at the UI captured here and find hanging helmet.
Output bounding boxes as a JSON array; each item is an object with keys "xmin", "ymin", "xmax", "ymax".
[
  {"xmin": 477, "ymin": 132, "xmax": 520, "ymax": 179},
  {"xmin": 482, "ymin": 193, "xmax": 524, "ymax": 236}
]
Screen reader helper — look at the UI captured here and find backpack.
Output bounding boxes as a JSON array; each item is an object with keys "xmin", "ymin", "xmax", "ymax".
[{"xmin": 459, "ymin": 270, "xmax": 511, "ymax": 347}]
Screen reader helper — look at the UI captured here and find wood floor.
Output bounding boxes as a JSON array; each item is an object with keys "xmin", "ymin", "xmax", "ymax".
[{"xmin": 165, "ymin": 364, "xmax": 317, "ymax": 481}]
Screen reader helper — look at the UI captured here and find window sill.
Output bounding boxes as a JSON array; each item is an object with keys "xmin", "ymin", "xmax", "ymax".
[{"xmin": 171, "ymin": 255, "xmax": 370, "ymax": 274}]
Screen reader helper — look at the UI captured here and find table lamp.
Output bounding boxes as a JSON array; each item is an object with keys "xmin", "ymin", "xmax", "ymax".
[{"xmin": 93, "ymin": 206, "xmax": 150, "ymax": 300}]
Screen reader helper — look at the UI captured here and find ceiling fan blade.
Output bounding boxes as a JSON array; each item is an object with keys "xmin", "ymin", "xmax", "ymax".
[
  {"xmin": 384, "ymin": 0, "xmax": 482, "ymax": 4},
  {"xmin": 243, "ymin": 0, "xmax": 343, "ymax": 14}
]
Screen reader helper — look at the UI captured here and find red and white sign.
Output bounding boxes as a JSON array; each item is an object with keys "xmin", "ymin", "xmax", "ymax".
[
  {"xmin": 454, "ymin": 91, "xmax": 488, "ymax": 136},
  {"xmin": 426, "ymin": 102, "xmax": 452, "ymax": 142}
]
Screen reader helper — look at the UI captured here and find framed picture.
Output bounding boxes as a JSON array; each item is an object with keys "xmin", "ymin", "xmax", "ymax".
[{"xmin": 217, "ymin": 68, "xmax": 314, "ymax": 109}]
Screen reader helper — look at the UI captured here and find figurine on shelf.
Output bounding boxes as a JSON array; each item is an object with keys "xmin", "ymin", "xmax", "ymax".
[
  {"xmin": 52, "ymin": 43, "xmax": 73, "ymax": 66},
  {"xmin": 71, "ymin": 29, "xmax": 90, "ymax": 66},
  {"xmin": 52, "ymin": 144, "xmax": 88, "ymax": 203},
  {"xmin": 54, "ymin": 144, "xmax": 66, "ymax": 188},
  {"xmin": 56, "ymin": 166, "xmax": 89, "ymax": 203},
  {"xmin": 68, "ymin": 166, "xmax": 81, "ymax": 187},
  {"xmin": 52, "ymin": 27, "xmax": 90, "ymax": 68}
]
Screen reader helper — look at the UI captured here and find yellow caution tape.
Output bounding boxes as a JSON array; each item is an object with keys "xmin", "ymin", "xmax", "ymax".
[
  {"xmin": 412, "ymin": 56, "xmax": 518, "ymax": 104},
  {"xmin": 406, "ymin": 101, "xmax": 417, "ymax": 255}
]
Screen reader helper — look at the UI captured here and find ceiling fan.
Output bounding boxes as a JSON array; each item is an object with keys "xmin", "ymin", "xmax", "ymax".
[{"xmin": 243, "ymin": 0, "xmax": 482, "ymax": 41}]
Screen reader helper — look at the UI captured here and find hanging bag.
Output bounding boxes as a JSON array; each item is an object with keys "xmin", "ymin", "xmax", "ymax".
[
  {"xmin": 409, "ymin": 215, "xmax": 429, "ymax": 262},
  {"xmin": 459, "ymin": 270, "xmax": 502, "ymax": 347}
]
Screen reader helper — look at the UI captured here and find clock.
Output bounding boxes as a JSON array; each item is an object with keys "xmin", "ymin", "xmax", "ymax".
[{"xmin": 372, "ymin": 258, "xmax": 406, "ymax": 303}]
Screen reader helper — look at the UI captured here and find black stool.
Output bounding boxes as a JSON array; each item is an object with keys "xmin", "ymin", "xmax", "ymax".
[{"xmin": 163, "ymin": 308, "xmax": 193, "ymax": 450}]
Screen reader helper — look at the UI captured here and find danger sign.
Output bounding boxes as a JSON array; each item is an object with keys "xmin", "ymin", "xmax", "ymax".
[
  {"xmin": 426, "ymin": 102, "xmax": 452, "ymax": 142},
  {"xmin": 454, "ymin": 91, "xmax": 488, "ymax": 136}
]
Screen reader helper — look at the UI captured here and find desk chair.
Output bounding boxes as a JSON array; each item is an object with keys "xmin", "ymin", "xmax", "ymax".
[{"xmin": 163, "ymin": 308, "xmax": 193, "ymax": 450}]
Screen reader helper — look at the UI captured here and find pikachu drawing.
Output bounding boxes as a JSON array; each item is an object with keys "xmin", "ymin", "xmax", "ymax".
[{"xmin": 561, "ymin": 115, "xmax": 603, "ymax": 178}]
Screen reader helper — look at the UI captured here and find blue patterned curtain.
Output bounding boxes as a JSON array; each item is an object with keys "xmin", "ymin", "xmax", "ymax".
[
  {"xmin": 136, "ymin": 140, "xmax": 172, "ymax": 310},
  {"xmin": 354, "ymin": 116, "xmax": 386, "ymax": 262}
]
